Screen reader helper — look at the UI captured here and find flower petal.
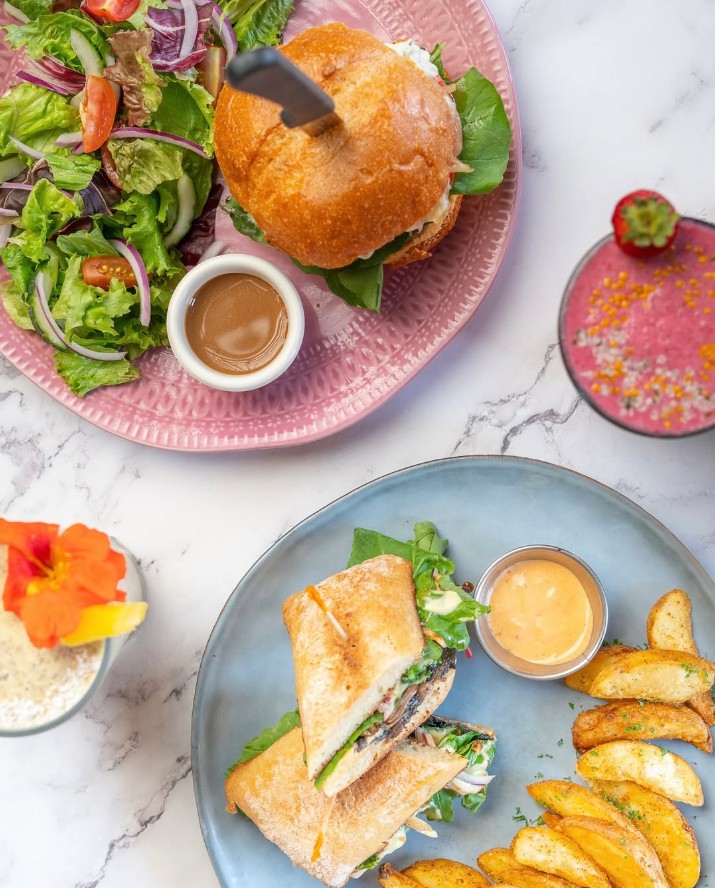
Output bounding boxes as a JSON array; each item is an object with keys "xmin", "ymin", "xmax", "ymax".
[
  {"xmin": 0, "ymin": 518, "xmax": 58, "ymax": 565},
  {"xmin": 57, "ymin": 524, "xmax": 113, "ymax": 563},
  {"xmin": 2, "ymin": 547, "xmax": 44, "ymax": 614},
  {"xmin": 17, "ymin": 587, "xmax": 84, "ymax": 648}
]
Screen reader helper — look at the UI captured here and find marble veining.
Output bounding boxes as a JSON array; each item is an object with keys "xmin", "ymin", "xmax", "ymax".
[{"xmin": 2, "ymin": 0, "xmax": 715, "ymax": 886}]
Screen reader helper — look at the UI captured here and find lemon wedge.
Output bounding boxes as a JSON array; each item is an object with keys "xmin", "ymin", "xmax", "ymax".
[{"xmin": 61, "ymin": 601, "xmax": 148, "ymax": 646}]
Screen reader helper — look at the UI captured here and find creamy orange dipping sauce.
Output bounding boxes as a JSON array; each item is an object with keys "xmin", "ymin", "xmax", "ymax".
[{"xmin": 487, "ymin": 559, "xmax": 593, "ymax": 665}]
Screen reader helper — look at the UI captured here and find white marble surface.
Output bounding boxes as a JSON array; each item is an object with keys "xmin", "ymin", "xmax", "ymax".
[{"xmin": 2, "ymin": 1, "xmax": 715, "ymax": 886}]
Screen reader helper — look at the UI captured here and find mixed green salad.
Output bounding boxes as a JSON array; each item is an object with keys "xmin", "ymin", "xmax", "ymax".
[{"xmin": 0, "ymin": 0, "xmax": 294, "ymax": 395}]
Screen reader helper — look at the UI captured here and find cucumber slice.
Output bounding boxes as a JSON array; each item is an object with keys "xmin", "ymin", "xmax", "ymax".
[
  {"xmin": 163, "ymin": 174, "xmax": 196, "ymax": 247},
  {"xmin": 0, "ymin": 156, "xmax": 25, "ymax": 182},
  {"xmin": 28, "ymin": 274, "xmax": 66, "ymax": 350},
  {"xmin": 70, "ymin": 28, "xmax": 104, "ymax": 76}
]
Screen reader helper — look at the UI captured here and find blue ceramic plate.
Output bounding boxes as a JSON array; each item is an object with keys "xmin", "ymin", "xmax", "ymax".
[{"xmin": 192, "ymin": 456, "xmax": 715, "ymax": 887}]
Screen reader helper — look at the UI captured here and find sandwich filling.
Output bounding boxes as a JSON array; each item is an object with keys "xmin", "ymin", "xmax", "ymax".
[
  {"xmin": 352, "ymin": 718, "xmax": 496, "ymax": 875},
  {"xmin": 313, "ymin": 644, "xmax": 457, "ymax": 790},
  {"xmin": 310, "ymin": 521, "xmax": 488, "ymax": 791}
]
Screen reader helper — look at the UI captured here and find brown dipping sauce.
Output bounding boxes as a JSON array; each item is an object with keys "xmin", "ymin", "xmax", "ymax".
[{"xmin": 185, "ymin": 273, "xmax": 289, "ymax": 375}]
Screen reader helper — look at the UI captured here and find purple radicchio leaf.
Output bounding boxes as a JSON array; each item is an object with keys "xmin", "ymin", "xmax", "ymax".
[
  {"xmin": 146, "ymin": 2, "xmax": 213, "ymax": 73},
  {"xmin": 0, "ymin": 160, "xmax": 53, "ymax": 213},
  {"xmin": 78, "ymin": 168, "xmax": 122, "ymax": 216},
  {"xmin": 178, "ymin": 178, "xmax": 223, "ymax": 266}
]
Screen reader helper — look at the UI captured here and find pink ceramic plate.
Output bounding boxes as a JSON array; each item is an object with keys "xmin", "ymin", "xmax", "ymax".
[{"xmin": 0, "ymin": 0, "xmax": 521, "ymax": 451}]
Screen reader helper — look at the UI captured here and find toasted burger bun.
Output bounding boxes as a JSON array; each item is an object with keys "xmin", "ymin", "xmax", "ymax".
[
  {"xmin": 387, "ymin": 194, "xmax": 464, "ymax": 268},
  {"xmin": 215, "ymin": 23, "xmax": 463, "ymax": 269}
]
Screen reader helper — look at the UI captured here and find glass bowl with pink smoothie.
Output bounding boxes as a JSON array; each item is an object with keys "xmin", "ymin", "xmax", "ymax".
[{"xmin": 559, "ymin": 217, "xmax": 715, "ymax": 437}]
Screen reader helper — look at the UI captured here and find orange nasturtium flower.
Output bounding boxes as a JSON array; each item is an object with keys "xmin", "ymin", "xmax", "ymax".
[{"xmin": 0, "ymin": 519, "xmax": 128, "ymax": 649}]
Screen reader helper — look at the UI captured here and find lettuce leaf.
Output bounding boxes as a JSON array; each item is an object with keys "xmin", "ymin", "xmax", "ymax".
[
  {"xmin": 47, "ymin": 154, "xmax": 101, "ymax": 192},
  {"xmin": 54, "ymin": 351, "xmax": 141, "ymax": 397},
  {"xmin": 0, "ymin": 83, "xmax": 80, "ymax": 160},
  {"xmin": 225, "ymin": 709, "xmax": 301, "ymax": 777},
  {"xmin": 0, "ymin": 280, "xmax": 33, "ymax": 330},
  {"xmin": 422, "ymin": 725, "xmax": 496, "ymax": 821},
  {"xmin": 9, "ymin": 179, "xmax": 79, "ymax": 262},
  {"xmin": 149, "ymin": 79, "xmax": 215, "ymax": 155},
  {"xmin": 4, "ymin": 11, "xmax": 109, "ymax": 72},
  {"xmin": 105, "ymin": 191, "xmax": 177, "ymax": 275},
  {"xmin": 4, "ymin": 0, "xmax": 51, "ymax": 17},
  {"xmin": 220, "ymin": 0, "xmax": 294, "ymax": 51},
  {"xmin": 108, "ymin": 138, "xmax": 184, "ymax": 195},
  {"xmin": 223, "ymin": 197, "xmax": 265, "ymax": 242},
  {"xmin": 348, "ymin": 521, "xmax": 488, "ymax": 650},
  {"xmin": 429, "ymin": 45, "xmax": 510, "ymax": 196},
  {"xmin": 314, "ymin": 712, "xmax": 384, "ymax": 790},
  {"xmin": 104, "ymin": 30, "xmax": 164, "ymax": 127},
  {"xmin": 55, "ymin": 223, "xmax": 119, "ymax": 258},
  {"xmin": 293, "ymin": 234, "xmax": 409, "ymax": 313}
]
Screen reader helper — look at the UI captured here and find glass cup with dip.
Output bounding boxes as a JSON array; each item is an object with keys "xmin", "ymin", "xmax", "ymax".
[
  {"xmin": 472, "ymin": 545, "xmax": 607, "ymax": 680},
  {"xmin": 0, "ymin": 528, "xmax": 146, "ymax": 737},
  {"xmin": 166, "ymin": 254, "xmax": 305, "ymax": 391}
]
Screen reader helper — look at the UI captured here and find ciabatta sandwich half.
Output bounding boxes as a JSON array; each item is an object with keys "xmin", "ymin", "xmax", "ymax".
[
  {"xmin": 282, "ymin": 553, "xmax": 456, "ymax": 796},
  {"xmin": 225, "ymin": 716, "xmax": 495, "ymax": 888}
]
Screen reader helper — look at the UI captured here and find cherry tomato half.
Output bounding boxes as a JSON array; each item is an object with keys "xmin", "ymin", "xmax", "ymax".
[
  {"xmin": 82, "ymin": 256, "xmax": 137, "ymax": 290},
  {"xmin": 83, "ymin": 0, "xmax": 141, "ymax": 22},
  {"xmin": 80, "ymin": 76, "xmax": 118, "ymax": 154}
]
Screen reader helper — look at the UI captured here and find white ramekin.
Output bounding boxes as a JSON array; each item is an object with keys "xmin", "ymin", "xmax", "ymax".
[{"xmin": 166, "ymin": 254, "xmax": 305, "ymax": 392}]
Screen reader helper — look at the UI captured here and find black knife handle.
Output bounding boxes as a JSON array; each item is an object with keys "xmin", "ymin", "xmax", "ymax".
[{"xmin": 225, "ymin": 46, "xmax": 335, "ymax": 128}]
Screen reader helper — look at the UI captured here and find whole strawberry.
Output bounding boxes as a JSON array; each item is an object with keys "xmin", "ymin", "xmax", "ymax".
[{"xmin": 611, "ymin": 190, "xmax": 680, "ymax": 258}]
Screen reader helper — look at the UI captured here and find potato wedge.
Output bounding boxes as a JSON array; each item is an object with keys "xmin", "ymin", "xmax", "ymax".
[
  {"xmin": 402, "ymin": 858, "xmax": 492, "ymax": 888},
  {"xmin": 576, "ymin": 740, "xmax": 703, "ymax": 806},
  {"xmin": 477, "ymin": 848, "xmax": 582, "ymax": 888},
  {"xmin": 564, "ymin": 645, "xmax": 635, "ymax": 693},
  {"xmin": 378, "ymin": 864, "xmax": 423, "ymax": 888},
  {"xmin": 541, "ymin": 812, "xmax": 562, "ymax": 829},
  {"xmin": 511, "ymin": 826, "xmax": 611, "ymax": 888},
  {"xmin": 588, "ymin": 649, "xmax": 715, "ymax": 704},
  {"xmin": 647, "ymin": 589, "xmax": 715, "ymax": 726},
  {"xmin": 590, "ymin": 778, "xmax": 701, "ymax": 888},
  {"xmin": 526, "ymin": 779, "xmax": 639, "ymax": 836},
  {"xmin": 556, "ymin": 815, "xmax": 669, "ymax": 888},
  {"xmin": 646, "ymin": 590, "xmax": 698, "ymax": 653},
  {"xmin": 572, "ymin": 699, "xmax": 712, "ymax": 753}
]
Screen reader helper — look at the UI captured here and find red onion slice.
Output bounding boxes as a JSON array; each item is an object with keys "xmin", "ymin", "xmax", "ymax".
[
  {"xmin": 55, "ymin": 131, "xmax": 84, "ymax": 148},
  {"xmin": 209, "ymin": 2, "xmax": 237, "ymax": 56},
  {"xmin": 179, "ymin": 0, "xmax": 199, "ymax": 60},
  {"xmin": 37, "ymin": 56, "xmax": 86, "ymax": 88},
  {"xmin": 9, "ymin": 136, "xmax": 46, "ymax": 161},
  {"xmin": 109, "ymin": 127, "xmax": 208, "ymax": 158},
  {"xmin": 35, "ymin": 273, "xmax": 128, "ymax": 361},
  {"xmin": 109, "ymin": 238, "xmax": 151, "ymax": 326},
  {"xmin": 0, "ymin": 180, "xmax": 74, "ymax": 199},
  {"xmin": 17, "ymin": 70, "xmax": 74, "ymax": 96},
  {"xmin": 0, "ymin": 181, "xmax": 32, "ymax": 191},
  {"xmin": 454, "ymin": 771, "xmax": 495, "ymax": 788},
  {"xmin": 197, "ymin": 240, "xmax": 227, "ymax": 263}
]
